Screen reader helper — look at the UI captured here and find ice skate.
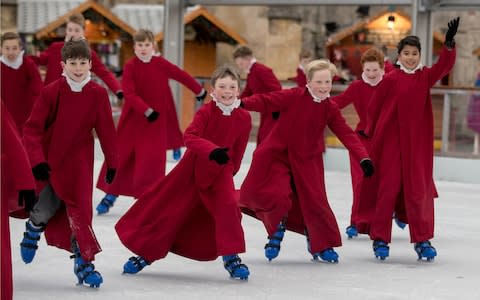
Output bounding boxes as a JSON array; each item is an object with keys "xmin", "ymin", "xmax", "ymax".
[
  {"xmin": 20, "ymin": 221, "xmax": 44, "ymax": 264},
  {"xmin": 345, "ymin": 225, "xmax": 358, "ymax": 239},
  {"xmin": 414, "ymin": 241, "xmax": 437, "ymax": 261},
  {"xmin": 311, "ymin": 248, "xmax": 339, "ymax": 263},
  {"xmin": 173, "ymin": 148, "xmax": 182, "ymax": 161},
  {"xmin": 373, "ymin": 240, "xmax": 389, "ymax": 260},
  {"xmin": 96, "ymin": 194, "xmax": 117, "ymax": 215},
  {"xmin": 123, "ymin": 256, "xmax": 151, "ymax": 274},
  {"xmin": 394, "ymin": 218, "xmax": 407, "ymax": 230},
  {"xmin": 71, "ymin": 247, "xmax": 103, "ymax": 288},
  {"xmin": 264, "ymin": 220, "xmax": 286, "ymax": 261},
  {"xmin": 222, "ymin": 255, "xmax": 249, "ymax": 280}
]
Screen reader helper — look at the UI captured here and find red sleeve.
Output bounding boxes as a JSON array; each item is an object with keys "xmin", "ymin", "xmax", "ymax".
[
  {"xmin": 122, "ymin": 61, "xmax": 149, "ymax": 114},
  {"xmin": 162, "ymin": 58, "xmax": 202, "ymax": 94},
  {"xmin": 331, "ymin": 82, "xmax": 356, "ymax": 109},
  {"xmin": 257, "ymin": 67, "xmax": 282, "ymax": 92},
  {"xmin": 231, "ymin": 114, "xmax": 251, "ymax": 175},
  {"xmin": 91, "ymin": 51, "xmax": 121, "ymax": 94},
  {"xmin": 296, "ymin": 68, "xmax": 307, "ymax": 87},
  {"xmin": 22, "ymin": 87, "xmax": 54, "ymax": 167},
  {"xmin": 184, "ymin": 106, "xmax": 219, "ymax": 158},
  {"xmin": 94, "ymin": 87, "xmax": 118, "ymax": 169},
  {"xmin": 240, "ymin": 81, "xmax": 253, "ymax": 98},
  {"xmin": 327, "ymin": 102, "xmax": 369, "ymax": 162},
  {"xmin": 29, "ymin": 47, "xmax": 50, "ymax": 66},
  {"xmin": 242, "ymin": 88, "xmax": 294, "ymax": 113},
  {"xmin": 427, "ymin": 46, "xmax": 456, "ymax": 87},
  {"xmin": 25, "ymin": 58, "xmax": 43, "ymax": 102}
]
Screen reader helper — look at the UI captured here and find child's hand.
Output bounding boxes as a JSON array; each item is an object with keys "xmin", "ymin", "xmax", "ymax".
[
  {"xmin": 18, "ymin": 189, "xmax": 37, "ymax": 212},
  {"xmin": 32, "ymin": 162, "xmax": 51, "ymax": 181},
  {"xmin": 105, "ymin": 168, "xmax": 116, "ymax": 184},
  {"xmin": 196, "ymin": 89, "xmax": 207, "ymax": 102},
  {"xmin": 445, "ymin": 17, "xmax": 460, "ymax": 48},
  {"xmin": 209, "ymin": 147, "xmax": 230, "ymax": 165},
  {"xmin": 146, "ymin": 111, "xmax": 159, "ymax": 122},
  {"xmin": 272, "ymin": 112, "xmax": 280, "ymax": 120},
  {"xmin": 360, "ymin": 159, "xmax": 374, "ymax": 177}
]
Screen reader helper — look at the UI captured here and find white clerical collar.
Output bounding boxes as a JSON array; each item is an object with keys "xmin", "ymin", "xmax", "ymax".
[
  {"xmin": 396, "ymin": 61, "xmax": 424, "ymax": 74},
  {"xmin": 1, "ymin": 50, "xmax": 24, "ymax": 70},
  {"xmin": 135, "ymin": 52, "xmax": 153, "ymax": 63},
  {"xmin": 62, "ymin": 71, "xmax": 91, "ymax": 92},
  {"xmin": 361, "ymin": 71, "xmax": 384, "ymax": 87},
  {"xmin": 211, "ymin": 93, "xmax": 241, "ymax": 116},
  {"xmin": 306, "ymin": 84, "xmax": 329, "ymax": 103},
  {"xmin": 246, "ymin": 58, "xmax": 257, "ymax": 74}
]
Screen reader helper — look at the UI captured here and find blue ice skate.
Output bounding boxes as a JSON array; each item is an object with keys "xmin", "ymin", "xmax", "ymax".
[
  {"xmin": 123, "ymin": 256, "xmax": 151, "ymax": 274},
  {"xmin": 71, "ymin": 251, "xmax": 103, "ymax": 288},
  {"xmin": 394, "ymin": 218, "xmax": 407, "ymax": 230},
  {"xmin": 20, "ymin": 221, "xmax": 44, "ymax": 264},
  {"xmin": 312, "ymin": 248, "xmax": 339, "ymax": 263},
  {"xmin": 173, "ymin": 148, "xmax": 182, "ymax": 161},
  {"xmin": 264, "ymin": 221, "xmax": 286, "ymax": 261},
  {"xmin": 373, "ymin": 240, "xmax": 389, "ymax": 260},
  {"xmin": 414, "ymin": 241, "xmax": 437, "ymax": 261},
  {"xmin": 222, "ymin": 255, "xmax": 249, "ymax": 280},
  {"xmin": 96, "ymin": 194, "xmax": 117, "ymax": 215},
  {"xmin": 345, "ymin": 225, "xmax": 358, "ymax": 239}
]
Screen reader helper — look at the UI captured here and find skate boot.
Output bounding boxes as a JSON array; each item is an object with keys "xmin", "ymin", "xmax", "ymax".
[
  {"xmin": 173, "ymin": 148, "xmax": 182, "ymax": 161},
  {"xmin": 345, "ymin": 225, "xmax": 358, "ymax": 239},
  {"xmin": 96, "ymin": 194, "xmax": 118, "ymax": 215},
  {"xmin": 311, "ymin": 248, "xmax": 339, "ymax": 263},
  {"xmin": 394, "ymin": 218, "xmax": 407, "ymax": 230},
  {"xmin": 373, "ymin": 240, "xmax": 389, "ymax": 260},
  {"xmin": 414, "ymin": 241, "xmax": 437, "ymax": 261},
  {"xmin": 222, "ymin": 255, "xmax": 249, "ymax": 280},
  {"xmin": 123, "ymin": 256, "xmax": 151, "ymax": 274},
  {"xmin": 20, "ymin": 221, "xmax": 44, "ymax": 264},
  {"xmin": 71, "ymin": 246, "xmax": 103, "ymax": 288},
  {"xmin": 264, "ymin": 220, "xmax": 286, "ymax": 261}
]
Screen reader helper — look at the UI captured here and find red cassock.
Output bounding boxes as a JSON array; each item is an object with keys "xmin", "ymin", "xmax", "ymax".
[
  {"xmin": 239, "ymin": 87, "xmax": 369, "ymax": 253},
  {"xmin": 115, "ymin": 101, "xmax": 251, "ymax": 262},
  {"xmin": 23, "ymin": 78, "xmax": 117, "ymax": 261},
  {"xmin": 358, "ymin": 46, "xmax": 456, "ymax": 243},
  {"xmin": 384, "ymin": 60, "xmax": 395, "ymax": 74},
  {"xmin": 1, "ymin": 57, "xmax": 43, "ymax": 134},
  {"xmin": 1, "ymin": 103, "xmax": 36, "ymax": 300},
  {"xmin": 30, "ymin": 41, "xmax": 121, "ymax": 93},
  {"xmin": 240, "ymin": 62, "xmax": 282, "ymax": 145},
  {"xmin": 288, "ymin": 67, "xmax": 307, "ymax": 87},
  {"xmin": 97, "ymin": 56, "xmax": 203, "ymax": 197}
]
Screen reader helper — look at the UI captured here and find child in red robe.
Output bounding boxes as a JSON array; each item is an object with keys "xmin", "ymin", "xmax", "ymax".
[
  {"xmin": 361, "ymin": 18, "xmax": 459, "ymax": 261},
  {"xmin": 1, "ymin": 32, "xmax": 43, "ymax": 135},
  {"xmin": 239, "ymin": 59, "xmax": 374, "ymax": 263},
  {"xmin": 21, "ymin": 40, "xmax": 118, "ymax": 287},
  {"xmin": 95, "ymin": 29, "xmax": 206, "ymax": 214},
  {"xmin": 115, "ymin": 65, "xmax": 251, "ymax": 280},
  {"xmin": 288, "ymin": 49, "xmax": 314, "ymax": 87},
  {"xmin": 1, "ymin": 102, "xmax": 36, "ymax": 300},
  {"xmin": 30, "ymin": 13, "xmax": 122, "ymax": 98},
  {"xmin": 332, "ymin": 47, "xmax": 403, "ymax": 239},
  {"xmin": 233, "ymin": 45, "xmax": 282, "ymax": 145}
]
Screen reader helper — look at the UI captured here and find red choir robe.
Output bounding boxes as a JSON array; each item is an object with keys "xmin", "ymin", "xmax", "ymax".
[
  {"xmin": 1, "ymin": 103, "xmax": 36, "ymax": 300},
  {"xmin": 30, "ymin": 41, "xmax": 121, "ymax": 93},
  {"xmin": 115, "ymin": 101, "xmax": 251, "ymax": 262},
  {"xmin": 240, "ymin": 62, "xmax": 282, "ymax": 145},
  {"xmin": 384, "ymin": 60, "xmax": 395, "ymax": 73},
  {"xmin": 288, "ymin": 67, "xmax": 307, "ymax": 87},
  {"xmin": 359, "ymin": 46, "xmax": 456, "ymax": 243},
  {"xmin": 23, "ymin": 78, "xmax": 117, "ymax": 261},
  {"xmin": 97, "ymin": 56, "xmax": 202, "ymax": 198},
  {"xmin": 1, "ymin": 56, "xmax": 43, "ymax": 134},
  {"xmin": 239, "ymin": 87, "xmax": 369, "ymax": 253}
]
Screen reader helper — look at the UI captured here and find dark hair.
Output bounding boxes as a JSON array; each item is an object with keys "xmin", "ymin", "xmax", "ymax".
[
  {"xmin": 1, "ymin": 32, "xmax": 21, "ymax": 46},
  {"xmin": 361, "ymin": 47, "xmax": 385, "ymax": 69},
  {"xmin": 210, "ymin": 64, "xmax": 241, "ymax": 86},
  {"xmin": 67, "ymin": 13, "xmax": 85, "ymax": 28},
  {"xmin": 397, "ymin": 35, "xmax": 421, "ymax": 54},
  {"xmin": 233, "ymin": 45, "xmax": 253, "ymax": 59},
  {"xmin": 61, "ymin": 39, "xmax": 91, "ymax": 62},
  {"xmin": 133, "ymin": 29, "xmax": 155, "ymax": 43}
]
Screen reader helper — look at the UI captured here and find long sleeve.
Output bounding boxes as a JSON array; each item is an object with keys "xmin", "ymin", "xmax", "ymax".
[
  {"xmin": 94, "ymin": 87, "xmax": 118, "ymax": 169},
  {"xmin": 28, "ymin": 48, "xmax": 50, "ymax": 66},
  {"xmin": 240, "ymin": 81, "xmax": 253, "ymax": 98},
  {"xmin": 163, "ymin": 58, "xmax": 202, "ymax": 95},
  {"xmin": 332, "ymin": 82, "xmax": 356, "ymax": 109},
  {"xmin": 26, "ymin": 58, "xmax": 43, "ymax": 103},
  {"xmin": 242, "ymin": 88, "xmax": 294, "ymax": 113},
  {"xmin": 91, "ymin": 51, "xmax": 121, "ymax": 94},
  {"xmin": 184, "ymin": 106, "xmax": 219, "ymax": 158},
  {"xmin": 427, "ymin": 46, "xmax": 456, "ymax": 87},
  {"xmin": 122, "ymin": 61, "xmax": 149, "ymax": 114}
]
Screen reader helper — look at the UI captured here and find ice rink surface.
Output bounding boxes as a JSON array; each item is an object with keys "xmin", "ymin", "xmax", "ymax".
[{"xmin": 9, "ymin": 157, "xmax": 480, "ymax": 300}]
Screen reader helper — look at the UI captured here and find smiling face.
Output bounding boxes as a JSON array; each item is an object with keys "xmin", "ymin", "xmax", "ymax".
[
  {"xmin": 211, "ymin": 75, "xmax": 239, "ymax": 106},
  {"xmin": 134, "ymin": 39, "xmax": 154, "ymax": 58},
  {"xmin": 398, "ymin": 45, "xmax": 421, "ymax": 71},
  {"xmin": 1, "ymin": 38, "xmax": 21, "ymax": 62},
  {"xmin": 65, "ymin": 21, "xmax": 84, "ymax": 41},
  {"xmin": 307, "ymin": 69, "xmax": 333, "ymax": 99},
  {"xmin": 61, "ymin": 57, "xmax": 91, "ymax": 82},
  {"xmin": 362, "ymin": 61, "xmax": 383, "ymax": 81}
]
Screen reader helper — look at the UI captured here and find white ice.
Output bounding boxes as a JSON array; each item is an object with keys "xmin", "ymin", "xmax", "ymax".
[{"xmin": 9, "ymin": 150, "xmax": 480, "ymax": 300}]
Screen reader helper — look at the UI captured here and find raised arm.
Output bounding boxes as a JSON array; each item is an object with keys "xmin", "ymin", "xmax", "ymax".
[
  {"xmin": 162, "ymin": 58, "xmax": 203, "ymax": 95},
  {"xmin": 331, "ymin": 82, "xmax": 357, "ymax": 109},
  {"xmin": 241, "ymin": 88, "xmax": 295, "ymax": 113},
  {"xmin": 91, "ymin": 50, "xmax": 122, "ymax": 94}
]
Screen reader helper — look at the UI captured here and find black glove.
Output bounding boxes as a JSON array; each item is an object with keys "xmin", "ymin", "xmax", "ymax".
[
  {"xmin": 146, "ymin": 111, "xmax": 159, "ymax": 123},
  {"xmin": 32, "ymin": 162, "xmax": 51, "ymax": 181},
  {"xmin": 209, "ymin": 147, "xmax": 230, "ymax": 165},
  {"xmin": 239, "ymin": 100, "xmax": 245, "ymax": 108},
  {"xmin": 18, "ymin": 189, "xmax": 37, "ymax": 212},
  {"xmin": 116, "ymin": 91, "xmax": 124, "ymax": 100},
  {"xmin": 272, "ymin": 112, "xmax": 280, "ymax": 120},
  {"xmin": 195, "ymin": 89, "xmax": 207, "ymax": 102},
  {"xmin": 357, "ymin": 130, "xmax": 368, "ymax": 139},
  {"xmin": 360, "ymin": 159, "xmax": 375, "ymax": 178},
  {"xmin": 105, "ymin": 168, "xmax": 116, "ymax": 184},
  {"xmin": 445, "ymin": 17, "xmax": 460, "ymax": 48}
]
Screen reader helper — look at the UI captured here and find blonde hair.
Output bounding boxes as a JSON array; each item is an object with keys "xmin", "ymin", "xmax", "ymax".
[
  {"xmin": 305, "ymin": 59, "xmax": 337, "ymax": 81},
  {"xmin": 211, "ymin": 64, "xmax": 241, "ymax": 86},
  {"xmin": 67, "ymin": 13, "xmax": 85, "ymax": 28},
  {"xmin": 133, "ymin": 29, "xmax": 155, "ymax": 43}
]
